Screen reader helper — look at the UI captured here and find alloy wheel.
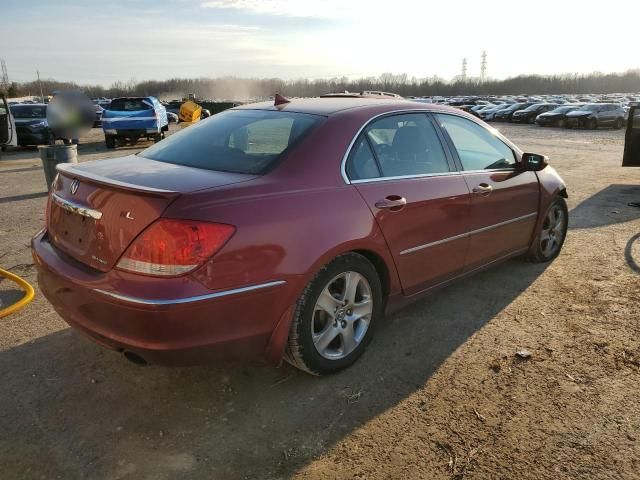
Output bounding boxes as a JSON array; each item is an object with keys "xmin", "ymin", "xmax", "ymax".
[
  {"xmin": 540, "ymin": 204, "xmax": 566, "ymax": 257},
  {"xmin": 311, "ymin": 271, "xmax": 373, "ymax": 360}
]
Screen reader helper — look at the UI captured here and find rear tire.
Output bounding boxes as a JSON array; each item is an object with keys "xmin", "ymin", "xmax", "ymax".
[
  {"xmin": 614, "ymin": 118, "xmax": 624, "ymax": 130},
  {"xmin": 285, "ymin": 252, "xmax": 383, "ymax": 375},
  {"xmin": 527, "ymin": 197, "xmax": 568, "ymax": 263},
  {"xmin": 154, "ymin": 133, "xmax": 162, "ymax": 143},
  {"xmin": 105, "ymin": 135, "xmax": 116, "ymax": 149},
  {"xmin": 588, "ymin": 118, "xmax": 598, "ymax": 130}
]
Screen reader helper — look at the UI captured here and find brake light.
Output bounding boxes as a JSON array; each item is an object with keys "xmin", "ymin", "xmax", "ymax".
[{"xmin": 116, "ymin": 219, "xmax": 235, "ymax": 276}]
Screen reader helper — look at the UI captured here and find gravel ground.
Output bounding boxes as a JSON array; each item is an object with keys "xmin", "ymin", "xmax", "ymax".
[{"xmin": 0, "ymin": 124, "xmax": 638, "ymax": 480}]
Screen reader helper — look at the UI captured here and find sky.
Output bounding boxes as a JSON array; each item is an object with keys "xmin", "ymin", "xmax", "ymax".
[{"xmin": 2, "ymin": 0, "xmax": 639, "ymax": 86}]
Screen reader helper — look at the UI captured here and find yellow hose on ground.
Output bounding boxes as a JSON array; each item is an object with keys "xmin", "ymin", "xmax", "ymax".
[{"xmin": 0, "ymin": 267, "xmax": 35, "ymax": 318}]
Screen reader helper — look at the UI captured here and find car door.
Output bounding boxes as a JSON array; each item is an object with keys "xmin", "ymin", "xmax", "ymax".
[
  {"xmin": 597, "ymin": 105, "xmax": 611, "ymax": 126},
  {"xmin": 347, "ymin": 112, "xmax": 472, "ymax": 295},
  {"xmin": 0, "ymin": 95, "xmax": 16, "ymax": 148},
  {"xmin": 434, "ymin": 113, "xmax": 539, "ymax": 272},
  {"xmin": 623, "ymin": 104, "xmax": 640, "ymax": 166}
]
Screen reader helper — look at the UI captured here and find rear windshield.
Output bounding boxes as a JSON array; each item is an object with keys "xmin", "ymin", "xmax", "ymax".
[
  {"xmin": 109, "ymin": 98, "xmax": 152, "ymax": 111},
  {"xmin": 140, "ymin": 109, "xmax": 323, "ymax": 174},
  {"xmin": 10, "ymin": 105, "xmax": 47, "ymax": 118}
]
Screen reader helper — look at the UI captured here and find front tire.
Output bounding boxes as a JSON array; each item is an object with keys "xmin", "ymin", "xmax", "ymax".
[
  {"xmin": 588, "ymin": 118, "xmax": 598, "ymax": 130},
  {"xmin": 527, "ymin": 197, "xmax": 568, "ymax": 263},
  {"xmin": 285, "ymin": 253, "xmax": 383, "ymax": 375},
  {"xmin": 614, "ymin": 118, "xmax": 624, "ymax": 130},
  {"xmin": 105, "ymin": 135, "xmax": 116, "ymax": 149}
]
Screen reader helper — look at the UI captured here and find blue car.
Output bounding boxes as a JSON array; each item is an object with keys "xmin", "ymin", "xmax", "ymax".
[{"xmin": 102, "ymin": 96, "xmax": 168, "ymax": 148}]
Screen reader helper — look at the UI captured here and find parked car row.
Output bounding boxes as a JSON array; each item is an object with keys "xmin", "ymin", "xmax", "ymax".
[{"xmin": 465, "ymin": 101, "xmax": 627, "ymax": 129}]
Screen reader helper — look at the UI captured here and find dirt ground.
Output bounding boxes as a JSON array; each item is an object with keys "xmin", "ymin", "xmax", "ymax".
[{"xmin": 0, "ymin": 123, "xmax": 639, "ymax": 480}]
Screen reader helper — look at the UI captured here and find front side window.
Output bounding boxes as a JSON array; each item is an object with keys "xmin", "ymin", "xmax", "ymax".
[
  {"xmin": 140, "ymin": 109, "xmax": 322, "ymax": 174},
  {"xmin": 359, "ymin": 113, "xmax": 450, "ymax": 178},
  {"xmin": 436, "ymin": 114, "xmax": 516, "ymax": 171}
]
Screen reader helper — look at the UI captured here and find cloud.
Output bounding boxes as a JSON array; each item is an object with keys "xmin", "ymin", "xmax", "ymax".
[{"xmin": 200, "ymin": 0, "xmax": 365, "ymax": 17}]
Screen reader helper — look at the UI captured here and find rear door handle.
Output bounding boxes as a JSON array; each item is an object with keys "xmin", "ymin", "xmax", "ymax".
[
  {"xmin": 472, "ymin": 183, "xmax": 493, "ymax": 195},
  {"xmin": 375, "ymin": 196, "xmax": 407, "ymax": 211}
]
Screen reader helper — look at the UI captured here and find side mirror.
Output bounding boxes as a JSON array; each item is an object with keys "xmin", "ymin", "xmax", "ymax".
[{"xmin": 521, "ymin": 152, "xmax": 549, "ymax": 171}]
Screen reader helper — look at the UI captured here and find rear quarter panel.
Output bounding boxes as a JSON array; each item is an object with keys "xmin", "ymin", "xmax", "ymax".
[{"xmin": 166, "ymin": 181, "xmax": 400, "ymax": 296}]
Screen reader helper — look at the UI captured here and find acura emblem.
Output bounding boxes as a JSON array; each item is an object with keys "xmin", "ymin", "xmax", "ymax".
[{"xmin": 70, "ymin": 179, "xmax": 80, "ymax": 195}]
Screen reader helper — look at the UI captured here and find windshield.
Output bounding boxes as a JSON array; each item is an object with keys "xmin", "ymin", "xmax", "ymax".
[
  {"xmin": 578, "ymin": 104, "xmax": 601, "ymax": 112},
  {"xmin": 550, "ymin": 106, "xmax": 579, "ymax": 114},
  {"xmin": 10, "ymin": 105, "xmax": 47, "ymax": 119},
  {"xmin": 507, "ymin": 103, "xmax": 527, "ymax": 111},
  {"xmin": 140, "ymin": 109, "xmax": 323, "ymax": 175},
  {"xmin": 522, "ymin": 104, "xmax": 545, "ymax": 112},
  {"xmin": 108, "ymin": 98, "xmax": 152, "ymax": 111}
]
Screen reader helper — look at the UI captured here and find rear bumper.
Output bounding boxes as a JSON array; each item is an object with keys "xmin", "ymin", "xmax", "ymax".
[
  {"xmin": 103, "ymin": 129, "xmax": 157, "ymax": 137},
  {"xmin": 31, "ymin": 231, "xmax": 294, "ymax": 366}
]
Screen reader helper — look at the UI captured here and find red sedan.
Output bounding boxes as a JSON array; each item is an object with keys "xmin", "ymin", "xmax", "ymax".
[{"xmin": 32, "ymin": 97, "xmax": 568, "ymax": 375}]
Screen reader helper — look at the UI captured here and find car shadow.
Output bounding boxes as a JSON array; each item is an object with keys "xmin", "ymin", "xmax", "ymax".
[
  {"xmin": 0, "ymin": 258, "xmax": 548, "ymax": 479},
  {"xmin": 569, "ymin": 184, "xmax": 640, "ymax": 229}
]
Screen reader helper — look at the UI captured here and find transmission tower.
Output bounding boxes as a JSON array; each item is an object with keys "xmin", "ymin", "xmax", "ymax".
[
  {"xmin": 0, "ymin": 59, "xmax": 8, "ymax": 90},
  {"xmin": 480, "ymin": 50, "xmax": 487, "ymax": 82},
  {"xmin": 461, "ymin": 57, "xmax": 467, "ymax": 81}
]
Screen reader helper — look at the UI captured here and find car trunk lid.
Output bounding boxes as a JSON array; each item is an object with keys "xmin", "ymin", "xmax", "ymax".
[{"xmin": 48, "ymin": 157, "xmax": 255, "ymax": 272}]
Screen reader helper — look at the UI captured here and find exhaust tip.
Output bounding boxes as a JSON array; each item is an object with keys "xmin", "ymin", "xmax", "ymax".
[{"xmin": 123, "ymin": 351, "xmax": 147, "ymax": 366}]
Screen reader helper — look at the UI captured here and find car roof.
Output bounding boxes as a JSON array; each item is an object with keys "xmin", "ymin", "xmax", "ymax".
[{"xmin": 233, "ymin": 97, "xmax": 457, "ymax": 117}]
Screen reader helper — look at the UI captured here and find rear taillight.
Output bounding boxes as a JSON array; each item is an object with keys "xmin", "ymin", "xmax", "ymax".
[{"xmin": 116, "ymin": 219, "xmax": 235, "ymax": 276}]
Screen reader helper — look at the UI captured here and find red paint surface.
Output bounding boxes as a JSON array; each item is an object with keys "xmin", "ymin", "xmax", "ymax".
[{"xmin": 32, "ymin": 99, "xmax": 567, "ymax": 365}]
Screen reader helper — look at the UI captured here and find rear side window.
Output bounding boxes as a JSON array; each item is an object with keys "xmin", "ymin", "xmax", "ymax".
[
  {"xmin": 109, "ymin": 98, "xmax": 152, "ymax": 111},
  {"xmin": 436, "ymin": 114, "xmax": 516, "ymax": 171},
  {"xmin": 347, "ymin": 137, "xmax": 381, "ymax": 180},
  {"xmin": 140, "ymin": 110, "xmax": 322, "ymax": 174},
  {"xmin": 360, "ymin": 113, "xmax": 450, "ymax": 178}
]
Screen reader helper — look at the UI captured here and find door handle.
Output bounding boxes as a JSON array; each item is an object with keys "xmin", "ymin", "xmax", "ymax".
[
  {"xmin": 375, "ymin": 196, "xmax": 407, "ymax": 211},
  {"xmin": 472, "ymin": 183, "xmax": 493, "ymax": 195}
]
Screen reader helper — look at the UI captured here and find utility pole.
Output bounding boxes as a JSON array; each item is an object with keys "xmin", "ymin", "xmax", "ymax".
[
  {"xmin": 37, "ymin": 70, "xmax": 44, "ymax": 102},
  {"xmin": 480, "ymin": 50, "xmax": 487, "ymax": 83},
  {"xmin": 461, "ymin": 57, "xmax": 467, "ymax": 81},
  {"xmin": 0, "ymin": 59, "xmax": 8, "ymax": 92}
]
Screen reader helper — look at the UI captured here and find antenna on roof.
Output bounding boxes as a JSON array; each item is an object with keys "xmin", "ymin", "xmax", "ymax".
[{"xmin": 274, "ymin": 93, "xmax": 290, "ymax": 106}]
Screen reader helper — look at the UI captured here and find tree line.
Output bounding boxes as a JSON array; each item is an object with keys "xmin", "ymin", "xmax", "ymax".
[{"xmin": 4, "ymin": 70, "xmax": 640, "ymax": 100}]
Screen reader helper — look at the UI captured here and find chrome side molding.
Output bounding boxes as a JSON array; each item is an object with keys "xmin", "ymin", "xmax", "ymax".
[
  {"xmin": 51, "ymin": 193, "xmax": 103, "ymax": 220},
  {"xmin": 400, "ymin": 212, "xmax": 538, "ymax": 255},
  {"xmin": 94, "ymin": 280, "xmax": 287, "ymax": 306}
]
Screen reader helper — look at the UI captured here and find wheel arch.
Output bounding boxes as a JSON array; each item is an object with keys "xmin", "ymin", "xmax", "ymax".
[
  {"xmin": 352, "ymin": 248, "xmax": 391, "ymax": 299},
  {"xmin": 263, "ymin": 243, "xmax": 400, "ymax": 365}
]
